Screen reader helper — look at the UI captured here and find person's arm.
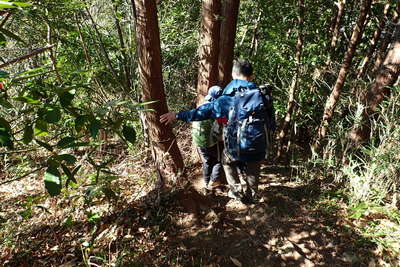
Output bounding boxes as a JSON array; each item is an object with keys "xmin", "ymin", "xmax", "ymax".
[{"xmin": 160, "ymin": 102, "xmax": 215, "ymax": 125}]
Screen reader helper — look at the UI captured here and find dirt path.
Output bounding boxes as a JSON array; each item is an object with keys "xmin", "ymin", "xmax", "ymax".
[
  {"xmin": 168, "ymin": 165, "xmax": 377, "ymax": 267},
  {"xmin": 1, "ymin": 164, "xmax": 380, "ymax": 266}
]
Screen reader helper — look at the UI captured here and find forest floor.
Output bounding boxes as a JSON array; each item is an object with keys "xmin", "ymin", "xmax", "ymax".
[{"xmin": 1, "ymin": 136, "xmax": 400, "ymax": 266}]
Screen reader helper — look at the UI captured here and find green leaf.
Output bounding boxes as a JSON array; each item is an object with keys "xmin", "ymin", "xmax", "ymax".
[
  {"xmin": 59, "ymin": 91, "xmax": 74, "ymax": 107},
  {"xmin": 0, "ymin": 33, "xmax": 5, "ymax": 47},
  {"xmin": 57, "ymin": 136, "xmax": 76, "ymax": 148},
  {"xmin": 75, "ymin": 115, "xmax": 87, "ymax": 132},
  {"xmin": 57, "ymin": 154, "xmax": 77, "ymax": 165},
  {"xmin": 61, "ymin": 164, "xmax": 77, "ymax": 187},
  {"xmin": 122, "ymin": 125, "xmax": 136, "ymax": 144},
  {"xmin": 0, "ymin": 70, "xmax": 9, "ymax": 79},
  {"xmin": 0, "ymin": 1, "xmax": 16, "ymax": 9},
  {"xmin": 14, "ymin": 95, "xmax": 41, "ymax": 105},
  {"xmin": 0, "ymin": 28, "xmax": 24, "ymax": 43},
  {"xmin": 0, "ymin": 117, "xmax": 12, "ymax": 148},
  {"xmin": 10, "ymin": 2, "xmax": 32, "ymax": 8},
  {"xmin": 89, "ymin": 119, "xmax": 101, "ymax": 139},
  {"xmin": 22, "ymin": 124, "xmax": 33, "ymax": 144},
  {"xmin": 34, "ymin": 120, "xmax": 48, "ymax": 137},
  {"xmin": 0, "ymin": 93, "xmax": 13, "ymax": 109},
  {"xmin": 45, "ymin": 107, "xmax": 61, "ymax": 124},
  {"xmin": 35, "ymin": 139, "xmax": 53, "ymax": 151},
  {"xmin": 44, "ymin": 166, "xmax": 62, "ymax": 197}
]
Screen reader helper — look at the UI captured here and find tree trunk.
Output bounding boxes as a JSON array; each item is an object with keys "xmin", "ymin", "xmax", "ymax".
[
  {"xmin": 372, "ymin": 6, "xmax": 399, "ymax": 74},
  {"xmin": 349, "ymin": 23, "xmax": 400, "ymax": 144},
  {"xmin": 276, "ymin": 0, "xmax": 305, "ymax": 159},
  {"xmin": 218, "ymin": 0, "xmax": 240, "ymax": 88},
  {"xmin": 197, "ymin": 0, "xmax": 221, "ymax": 105},
  {"xmin": 328, "ymin": 0, "xmax": 346, "ymax": 62},
  {"xmin": 133, "ymin": 0, "xmax": 184, "ymax": 178},
  {"xmin": 357, "ymin": 3, "xmax": 391, "ymax": 79},
  {"xmin": 315, "ymin": 0, "xmax": 372, "ymax": 147}
]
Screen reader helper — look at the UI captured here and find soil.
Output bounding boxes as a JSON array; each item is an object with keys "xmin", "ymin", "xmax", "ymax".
[{"xmin": 0, "ymin": 163, "xmax": 382, "ymax": 266}]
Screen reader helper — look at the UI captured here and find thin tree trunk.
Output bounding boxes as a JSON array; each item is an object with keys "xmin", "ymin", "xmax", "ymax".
[
  {"xmin": 0, "ymin": 45, "xmax": 55, "ymax": 68},
  {"xmin": 315, "ymin": 0, "xmax": 372, "ymax": 147},
  {"xmin": 372, "ymin": 6, "xmax": 399, "ymax": 74},
  {"xmin": 112, "ymin": 0, "xmax": 132, "ymax": 91},
  {"xmin": 349, "ymin": 23, "xmax": 400, "ymax": 144},
  {"xmin": 85, "ymin": 7, "xmax": 125, "ymax": 91},
  {"xmin": 45, "ymin": 9, "xmax": 62, "ymax": 83},
  {"xmin": 328, "ymin": 0, "xmax": 346, "ymax": 63},
  {"xmin": 197, "ymin": 0, "xmax": 221, "ymax": 105},
  {"xmin": 218, "ymin": 0, "xmax": 240, "ymax": 88},
  {"xmin": 276, "ymin": 0, "xmax": 305, "ymax": 159},
  {"xmin": 132, "ymin": 0, "xmax": 184, "ymax": 178},
  {"xmin": 357, "ymin": 3, "xmax": 391, "ymax": 79},
  {"xmin": 249, "ymin": 11, "xmax": 262, "ymax": 57}
]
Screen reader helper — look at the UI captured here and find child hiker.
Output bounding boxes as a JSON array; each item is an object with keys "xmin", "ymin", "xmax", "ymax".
[{"xmin": 191, "ymin": 86, "xmax": 224, "ymax": 191}]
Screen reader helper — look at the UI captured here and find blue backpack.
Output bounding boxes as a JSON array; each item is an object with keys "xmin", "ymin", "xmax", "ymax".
[{"xmin": 223, "ymin": 84, "xmax": 275, "ymax": 162}]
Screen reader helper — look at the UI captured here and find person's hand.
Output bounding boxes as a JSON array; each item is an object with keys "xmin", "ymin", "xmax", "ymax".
[{"xmin": 160, "ymin": 112, "xmax": 177, "ymax": 124}]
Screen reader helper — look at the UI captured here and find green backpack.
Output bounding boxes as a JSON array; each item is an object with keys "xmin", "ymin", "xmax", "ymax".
[{"xmin": 191, "ymin": 120, "xmax": 222, "ymax": 148}]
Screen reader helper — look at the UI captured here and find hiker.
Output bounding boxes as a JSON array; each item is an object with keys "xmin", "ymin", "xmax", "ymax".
[
  {"xmin": 192, "ymin": 85, "xmax": 224, "ymax": 191},
  {"xmin": 160, "ymin": 59, "xmax": 275, "ymax": 203}
]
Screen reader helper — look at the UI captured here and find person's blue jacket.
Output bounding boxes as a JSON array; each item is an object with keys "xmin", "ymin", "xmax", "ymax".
[{"xmin": 177, "ymin": 79, "xmax": 257, "ymax": 122}]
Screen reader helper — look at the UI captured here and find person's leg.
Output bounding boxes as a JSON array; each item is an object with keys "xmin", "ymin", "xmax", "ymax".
[
  {"xmin": 197, "ymin": 147, "xmax": 213, "ymax": 187},
  {"xmin": 243, "ymin": 161, "xmax": 261, "ymax": 197},
  {"xmin": 222, "ymin": 150, "xmax": 242, "ymax": 199},
  {"xmin": 209, "ymin": 142, "xmax": 223, "ymax": 183}
]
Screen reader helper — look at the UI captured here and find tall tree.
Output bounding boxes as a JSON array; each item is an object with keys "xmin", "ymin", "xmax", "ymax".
[
  {"xmin": 372, "ymin": 6, "xmax": 399, "ymax": 74},
  {"xmin": 357, "ymin": 3, "xmax": 391, "ymax": 79},
  {"xmin": 132, "ymin": 0, "xmax": 184, "ymax": 178},
  {"xmin": 197, "ymin": 0, "xmax": 221, "ymax": 104},
  {"xmin": 327, "ymin": 0, "xmax": 346, "ymax": 64},
  {"xmin": 349, "ymin": 22, "xmax": 400, "ymax": 144},
  {"xmin": 218, "ymin": 0, "xmax": 240, "ymax": 88},
  {"xmin": 276, "ymin": 0, "xmax": 305, "ymax": 158},
  {"xmin": 315, "ymin": 0, "xmax": 372, "ymax": 147}
]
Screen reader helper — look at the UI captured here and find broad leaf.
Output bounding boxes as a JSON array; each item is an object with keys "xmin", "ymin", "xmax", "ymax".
[
  {"xmin": 45, "ymin": 107, "xmax": 61, "ymax": 124},
  {"xmin": 61, "ymin": 163, "xmax": 77, "ymax": 187},
  {"xmin": 75, "ymin": 115, "xmax": 87, "ymax": 132},
  {"xmin": 0, "ymin": 33, "xmax": 5, "ymax": 47},
  {"xmin": 89, "ymin": 119, "xmax": 101, "ymax": 139},
  {"xmin": 59, "ymin": 91, "xmax": 74, "ymax": 107},
  {"xmin": 122, "ymin": 125, "xmax": 136, "ymax": 144},
  {"xmin": 56, "ymin": 154, "xmax": 77, "ymax": 165},
  {"xmin": 0, "ymin": 28, "xmax": 24, "ymax": 43},
  {"xmin": 44, "ymin": 166, "xmax": 62, "ymax": 197},
  {"xmin": 57, "ymin": 136, "xmax": 76, "ymax": 148},
  {"xmin": 22, "ymin": 125, "xmax": 33, "ymax": 144},
  {"xmin": 34, "ymin": 120, "xmax": 48, "ymax": 137},
  {"xmin": 35, "ymin": 139, "xmax": 53, "ymax": 151},
  {"xmin": 0, "ymin": 117, "xmax": 12, "ymax": 148}
]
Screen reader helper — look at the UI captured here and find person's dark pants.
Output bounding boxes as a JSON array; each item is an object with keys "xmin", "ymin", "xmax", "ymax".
[{"xmin": 197, "ymin": 141, "xmax": 223, "ymax": 186}]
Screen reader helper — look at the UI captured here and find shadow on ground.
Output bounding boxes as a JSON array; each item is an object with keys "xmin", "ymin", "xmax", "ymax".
[{"xmin": 2, "ymin": 165, "xmax": 378, "ymax": 267}]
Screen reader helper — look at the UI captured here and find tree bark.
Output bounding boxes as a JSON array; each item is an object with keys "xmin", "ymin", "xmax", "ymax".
[
  {"xmin": 328, "ymin": 0, "xmax": 346, "ymax": 63},
  {"xmin": 358, "ymin": 3, "xmax": 391, "ymax": 79},
  {"xmin": 315, "ymin": 0, "xmax": 372, "ymax": 146},
  {"xmin": 276, "ymin": 0, "xmax": 304, "ymax": 159},
  {"xmin": 197, "ymin": 0, "xmax": 221, "ymax": 105},
  {"xmin": 349, "ymin": 23, "xmax": 400, "ymax": 144},
  {"xmin": 372, "ymin": 6, "xmax": 399, "ymax": 74},
  {"xmin": 218, "ymin": 0, "xmax": 240, "ymax": 88},
  {"xmin": 133, "ymin": 0, "xmax": 184, "ymax": 178}
]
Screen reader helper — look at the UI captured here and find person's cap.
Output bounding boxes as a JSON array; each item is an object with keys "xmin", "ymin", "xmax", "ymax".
[{"xmin": 205, "ymin": 85, "xmax": 222, "ymax": 101}]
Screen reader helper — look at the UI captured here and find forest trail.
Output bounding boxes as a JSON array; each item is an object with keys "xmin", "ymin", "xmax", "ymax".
[
  {"xmin": 170, "ymin": 164, "xmax": 378, "ymax": 267},
  {"xmin": 0, "ymin": 163, "xmax": 380, "ymax": 266}
]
